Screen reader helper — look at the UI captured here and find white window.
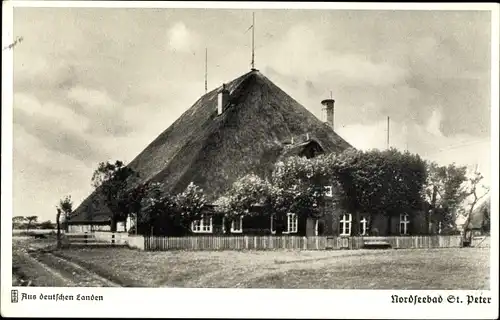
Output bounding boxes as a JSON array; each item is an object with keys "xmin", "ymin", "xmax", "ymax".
[
  {"xmin": 191, "ymin": 216, "xmax": 213, "ymax": 233},
  {"xmin": 339, "ymin": 213, "xmax": 352, "ymax": 236},
  {"xmin": 222, "ymin": 216, "xmax": 243, "ymax": 233},
  {"xmin": 324, "ymin": 185, "xmax": 333, "ymax": 197},
  {"xmin": 231, "ymin": 216, "xmax": 243, "ymax": 233},
  {"xmin": 359, "ymin": 216, "xmax": 369, "ymax": 236},
  {"xmin": 400, "ymin": 213, "xmax": 410, "ymax": 235},
  {"xmin": 285, "ymin": 213, "xmax": 298, "ymax": 234}
]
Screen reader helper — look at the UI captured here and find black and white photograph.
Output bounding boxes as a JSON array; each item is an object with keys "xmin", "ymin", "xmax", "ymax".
[{"xmin": 2, "ymin": 1, "xmax": 498, "ymax": 318}]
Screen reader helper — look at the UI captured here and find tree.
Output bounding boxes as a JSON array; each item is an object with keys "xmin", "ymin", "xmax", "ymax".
[
  {"xmin": 331, "ymin": 148, "xmax": 427, "ymax": 235},
  {"xmin": 56, "ymin": 195, "xmax": 73, "ymax": 248},
  {"xmin": 12, "ymin": 216, "xmax": 26, "ymax": 230},
  {"xmin": 91, "ymin": 160, "xmax": 138, "ymax": 232},
  {"xmin": 122, "ymin": 183, "xmax": 150, "ymax": 235},
  {"xmin": 39, "ymin": 220, "xmax": 55, "ymax": 230},
  {"xmin": 139, "ymin": 182, "xmax": 176, "ymax": 235},
  {"xmin": 460, "ymin": 171, "xmax": 490, "ymax": 236},
  {"xmin": 424, "ymin": 163, "xmax": 489, "ymax": 234},
  {"xmin": 214, "ymin": 174, "xmax": 271, "ymax": 234},
  {"xmin": 25, "ymin": 216, "xmax": 38, "ymax": 233},
  {"xmin": 265, "ymin": 184, "xmax": 297, "ymax": 234},
  {"xmin": 174, "ymin": 182, "xmax": 208, "ymax": 232},
  {"xmin": 267, "ymin": 155, "xmax": 337, "ymax": 234},
  {"xmin": 425, "ymin": 162, "xmax": 467, "ymax": 233},
  {"xmin": 137, "ymin": 181, "xmax": 208, "ymax": 236}
]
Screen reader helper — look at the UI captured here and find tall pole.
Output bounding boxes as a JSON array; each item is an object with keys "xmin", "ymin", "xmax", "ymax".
[
  {"xmin": 204, "ymin": 48, "xmax": 208, "ymax": 94},
  {"xmin": 387, "ymin": 116, "xmax": 390, "ymax": 149},
  {"xmin": 251, "ymin": 12, "xmax": 255, "ymax": 70}
]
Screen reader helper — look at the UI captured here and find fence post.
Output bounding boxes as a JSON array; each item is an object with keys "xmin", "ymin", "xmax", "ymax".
[
  {"xmin": 303, "ymin": 237, "xmax": 307, "ymax": 250},
  {"xmin": 244, "ymin": 236, "xmax": 249, "ymax": 250},
  {"xmin": 112, "ymin": 233, "xmax": 115, "ymax": 245},
  {"xmin": 84, "ymin": 233, "xmax": 88, "ymax": 244}
]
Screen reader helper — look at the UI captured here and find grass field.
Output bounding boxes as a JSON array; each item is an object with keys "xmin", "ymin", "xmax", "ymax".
[
  {"xmin": 55, "ymin": 247, "xmax": 490, "ymax": 289},
  {"xmin": 12, "ymin": 229, "xmax": 58, "ymax": 236}
]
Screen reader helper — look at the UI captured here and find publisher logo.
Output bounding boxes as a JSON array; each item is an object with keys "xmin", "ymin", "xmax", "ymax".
[{"xmin": 11, "ymin": 290, "xmax": 19, "ymax": 303}]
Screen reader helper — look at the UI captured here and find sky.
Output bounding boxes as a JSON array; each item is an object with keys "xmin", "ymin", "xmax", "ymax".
[{"xmin": 10, "ymin": 7, "xmax": 494, "ymax": 222}]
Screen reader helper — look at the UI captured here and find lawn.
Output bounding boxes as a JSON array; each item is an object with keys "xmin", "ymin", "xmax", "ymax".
[{"xmin": 56, "ymin": 247, "xmax": 490, "ymax": 289}]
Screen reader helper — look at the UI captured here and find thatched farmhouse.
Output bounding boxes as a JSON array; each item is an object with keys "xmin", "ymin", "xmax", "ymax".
[{"xmin": 67, "ymin": 69, "xmax": 427, "ymax": 236}]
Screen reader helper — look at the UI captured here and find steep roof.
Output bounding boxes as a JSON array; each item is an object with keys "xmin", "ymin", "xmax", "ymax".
[{"xmin": 69, "ymin": 70, "xmax": 352, "ymax": 223}]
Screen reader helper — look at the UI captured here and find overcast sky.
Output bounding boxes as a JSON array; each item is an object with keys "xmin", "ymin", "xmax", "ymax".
[{"xmin": 11, "ymin": 8, "xmax": 493, "ymax": 222}]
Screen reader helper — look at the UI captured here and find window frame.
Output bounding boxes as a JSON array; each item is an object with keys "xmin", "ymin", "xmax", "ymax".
[
  {"xmin": 271, "ymin": 213, "xmax": 299, "ymax": 234},
  {"xmin": 359, "ymin": 216, "xmax": 369, "ymax": 236},
  {"xmin": 339, "ymin": 213, "xmax": 352, "ymax": 236},
  {"xmin": 399, "ymin": 213, "xmax": 410, "ymax": 236},
  {"xmin": 284, "ymin": 212, "xmax": 298, "ymax": 234},
  {"xmin": 191, "ymin": 216, "xmax": 213, "ymax": 233},
  {"xmin": 222, "ymin": 215, "xmax": 243, "ymax": 234},
  {"xmin": 324, "ymin": 185, "xmax": 333, "ymax": 197}
]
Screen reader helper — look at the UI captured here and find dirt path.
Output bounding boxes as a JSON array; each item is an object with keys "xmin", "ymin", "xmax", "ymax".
[
  {"xmin": 13, "ymin": 250, "xmax": 77, "ymax": 287},
  {"xmin": 30, "ymin": 251, "xmax": 121, "ymax": 287},
  {"xmin": 12, "ymin": 238, "xmax": 121, "ymax": 287}
]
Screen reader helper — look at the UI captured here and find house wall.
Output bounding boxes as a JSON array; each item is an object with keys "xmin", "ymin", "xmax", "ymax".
[
  {"xmin": 411, "ymin": 211, "xmax": 427, "ymax": 234},
  {"xmin": 319, "ymin": 204, "xmax": 429, "ymax": 237},
  {"xmin": 320, "ymin": 200, "xmax": 341, "ymax": 236},
  {"xmin": 68, "ymin": 224, "xmax": 111, "ymax": 233},
  {"xmin": 186, "ymin": 213, "xmax": 312, "ymax": 237},
  {"xmin": 148, "ymin": 198, "xmax": 431, "ymax": 237},
  {"xmin": 371, "ymin": 214, "xmax": 387, "ymax": 235},
  {"xmin": 306, "ymin": 218, "xmax": 315, "ymax": 236}
]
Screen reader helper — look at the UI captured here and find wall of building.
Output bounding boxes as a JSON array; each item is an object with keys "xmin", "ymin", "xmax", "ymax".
[
  {"xmin": 68, "ymin": 224, "xmax": 111, "ymax": 233},
  {"xmin": 92, "ymin": 231, "xmax": 145, "ymax": 250},
  {"xmin": 371, "ymin": 214, "xmax": 387, "ymax": 235},
  {"xmin": 321, "ymin": 206, "xmax": 429, "ymax": 237},
  {"xmin": 187, "ymin": 214, "xmax": 310, "ymax": 236},
  {"xmin": 126, "ymin": 235, "xmax": 145, "ymax": 250}
]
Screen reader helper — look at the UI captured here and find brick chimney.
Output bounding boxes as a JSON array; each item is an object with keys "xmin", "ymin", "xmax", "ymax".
[
  {"xmin": 321, "ymin": 98, "xmax": 335, "ymax": 129},
  {"xmin": 217, "ymin": 83, "xmax": 230, "ymax": 115}
]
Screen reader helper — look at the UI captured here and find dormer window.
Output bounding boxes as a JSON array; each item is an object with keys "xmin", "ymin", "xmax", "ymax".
[{"xmin": 325, "ymin": 185, "xmax": 333, "ymax": 197}]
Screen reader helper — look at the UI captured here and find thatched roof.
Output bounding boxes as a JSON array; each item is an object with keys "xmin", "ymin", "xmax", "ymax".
[
  {"xmin": 69, "ymin": 70, "xmax": 352, "ymax": 223},
  {"xmin": 67, "ymin": 192, "xmax": 112, "ymax": 224},
  {"xmin": 466, "ymin": 196, "xmax": 490, "ymax": 230}
]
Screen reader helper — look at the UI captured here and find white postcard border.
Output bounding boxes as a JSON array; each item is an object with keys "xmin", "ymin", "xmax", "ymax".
[{"xmin": 1, "ymin": 2, "xmax": 498, "ymax": 319}]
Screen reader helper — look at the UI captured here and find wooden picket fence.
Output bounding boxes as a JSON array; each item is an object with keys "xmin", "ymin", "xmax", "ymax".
[{"xmin": 144, "ymin": 235, "xmax": 463, "ymax": 251}]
